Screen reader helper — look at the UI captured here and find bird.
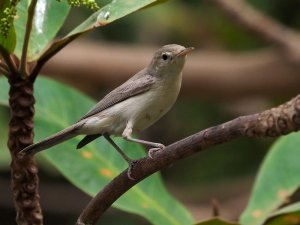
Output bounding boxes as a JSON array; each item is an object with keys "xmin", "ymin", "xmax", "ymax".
[{"xmin": 19, "ymin": 44, "xmax": 194, "ymax": 178}]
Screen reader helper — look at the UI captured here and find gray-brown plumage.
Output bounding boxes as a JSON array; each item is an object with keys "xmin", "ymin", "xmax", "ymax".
[
  {"xmin": 80, "ymin": 70, "xmax": 155, "ymax": 120},
  {"xmin": 20, "ymin": 44, "xmax": 193, "ymax": 178}
]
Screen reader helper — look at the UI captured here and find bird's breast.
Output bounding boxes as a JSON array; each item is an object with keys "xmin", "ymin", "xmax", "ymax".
[{"xmin": 129, "ymin": 74, "xmax": 182, "ymax": 131}]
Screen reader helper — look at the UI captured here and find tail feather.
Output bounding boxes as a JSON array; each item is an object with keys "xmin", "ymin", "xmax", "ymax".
[
  {"xmin": 20, "ymin": 122, "xmax": 84, "ymax": 157},
  {"xmin": 77, "ymin": 134, "xmax": 102, "ymax": 149}
]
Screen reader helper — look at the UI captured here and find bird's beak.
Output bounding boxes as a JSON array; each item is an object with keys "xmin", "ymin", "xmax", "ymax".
[{"xmin": 177, "ymin": 47, "xmax": 194, "ymax": 57}]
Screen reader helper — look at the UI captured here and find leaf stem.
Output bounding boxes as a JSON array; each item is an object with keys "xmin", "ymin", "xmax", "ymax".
[
  {"xmin": 0, "ymin": 61, "xmax": 9, "ymax": 77},
  {"xmin": 0, "ymin": 47, "xmax": 18, "ymax": 75},
  {"xmin": 19, "ymin": 0, "xmax": 37, "ymax": 78}
]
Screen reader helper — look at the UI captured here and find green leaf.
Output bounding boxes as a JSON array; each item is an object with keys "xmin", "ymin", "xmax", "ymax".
[
  {"xmin": 0, "ymin": 77, "xmax": 194, "ymax": 225},
  {"xmin": 39, "ymin": 0, "xmax": 166, "ymax": 62},
  {"xmin": 264, "ymin": 202, "xmax": 300, "ymax": 225},
  {"xmin": 0, "ymin": 104, "xmax": 10, "ymax": 170},
  {"xmin": 14, "ymin": 0, "xmax": 70, "ymax": 60},
  {"xmin": 0, "ymin": 0, "xmax": 16, "ymax": 53},
  {"xmin": 240, "ymin": 133, "xmax": 300, "ymax": 225},
  {"xmin": 194, "ymin": 218, "xmax": 240, "ymax": 225},
  {"xmin": 68, "ymin": 0, "xmax": 166, "ymax": 35}
]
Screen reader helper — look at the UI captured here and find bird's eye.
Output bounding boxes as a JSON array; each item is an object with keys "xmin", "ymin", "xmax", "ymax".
[{"xmin": 162, "ymin": 53, "xmax": 169, "ymax": 60}]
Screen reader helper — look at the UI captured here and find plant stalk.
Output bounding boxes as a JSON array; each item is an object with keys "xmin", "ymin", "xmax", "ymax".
[
  {"xmin": 19, "ymin": 0, "xmax": 38, "ymax": 77},
  {"xmin": 8, "ymin": 74, "xmax": 43, "ymax": 225}
]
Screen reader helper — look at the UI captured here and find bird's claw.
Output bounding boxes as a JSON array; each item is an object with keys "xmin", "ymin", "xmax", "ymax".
[
  {"xmin": 127, "ymin": 143, "xmax": 165, "ymax": 179},
  {"xmin": 148, "ymin": 144, "xmax": 165, "ymax": 159},
  {"xmin": 127, "ymin": 160, "xmax": 138, "ymax": 180}
]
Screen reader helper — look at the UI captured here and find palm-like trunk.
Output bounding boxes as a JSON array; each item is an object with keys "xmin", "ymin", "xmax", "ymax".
[{"xmin": 8, "ymin": 75, "xmax": 43, "ymax": 225}]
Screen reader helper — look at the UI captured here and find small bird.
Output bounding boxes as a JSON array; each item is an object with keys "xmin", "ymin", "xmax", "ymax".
[{"xmin": 20, "ymin": 44, "xmax": 193, "ymax": 178}]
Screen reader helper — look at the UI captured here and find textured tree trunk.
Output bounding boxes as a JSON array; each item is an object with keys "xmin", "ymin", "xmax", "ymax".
[{"xmin": 8, "ymin": 75, "xmax": 43, "ymax": 225}]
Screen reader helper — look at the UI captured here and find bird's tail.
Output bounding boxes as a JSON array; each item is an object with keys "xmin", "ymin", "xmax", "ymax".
[{"xmin": 19, "ymin": 122, "xmax": 85, "ymax": 157}]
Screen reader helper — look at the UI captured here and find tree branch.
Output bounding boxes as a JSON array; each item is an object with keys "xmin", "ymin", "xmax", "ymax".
[
  {"xmin": 208, "ymin": 0, "xmax": 300, "ymax": 63},
  {"xmin": 19, "ymin": 0, "xmax": 37, "ymax": 77},
  {"xmin": 76, "ymin": 94, "xmax": 300, "ymax": 225}
]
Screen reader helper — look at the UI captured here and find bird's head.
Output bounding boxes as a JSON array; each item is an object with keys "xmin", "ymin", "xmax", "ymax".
[{"xmin": 148, "ymin": 44, "xmax": 194, "ymax": 77}]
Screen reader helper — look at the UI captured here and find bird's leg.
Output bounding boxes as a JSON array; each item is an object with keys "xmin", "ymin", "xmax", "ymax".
[
  {"xmin": 104, "ymin": 134, "xmax": 132, "ymax": 163},
  {"xmin": 103, "ymin": 134, "xmax": 136, "ymax": 180},
  {"xmin": 122, "ymin": 123, "xmax": 165, "ymax": 158}
]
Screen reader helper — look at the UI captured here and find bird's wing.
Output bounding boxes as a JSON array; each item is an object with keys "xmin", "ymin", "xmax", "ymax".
[{"xmin": 79, "ymin": 73, "xmax": 155, "ymax": 120}]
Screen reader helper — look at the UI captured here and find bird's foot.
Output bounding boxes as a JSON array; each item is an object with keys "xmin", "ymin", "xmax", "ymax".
[
  {"xmin": 148, "ymin": 144, "xmax": 165, "ymax": 159},
  {"xmin": 127, "ymin": 159, "xmax": 138, "ymax": 180}
]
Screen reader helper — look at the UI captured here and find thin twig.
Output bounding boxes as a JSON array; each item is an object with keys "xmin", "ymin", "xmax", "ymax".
[
  {"xmin": 0, "ymin": 47, "xmax": 18, "ymax": 74},
  {"xmin": 19, "ymin": 0, "xmax": 38, "ymax": 77},
  {"xmin": 0, "ymin": 60, "xmax": 9, "ymax": 77},
  {"xmin": 0, "ymin": 66, "xmax": 9, "ymax": 78},
  {"xmin": 208, "ymin": 0, "xmax": 300, "ymax": 63},
  {"xmin": 76, "ymin": 94, "xmax": 300, "ymax": 225},
  {"xmin": 211, "ymin": 198, "xmax": 220, "ymax": 217}
]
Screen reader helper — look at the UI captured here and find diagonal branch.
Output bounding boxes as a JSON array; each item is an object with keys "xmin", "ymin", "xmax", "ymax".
[
  {"xmin": 19, "ymin": 0, "xmax": 37, "ymax": 77},
  {"xmin": 30, "ymin": 33, "xmax": 81, "ymax": 82},
  {"xmin": 208, "ymin": 0, "xmax": 300, "ymax": 63},
  {"xmin": 76, "ymin": 94, "xmax": 300, "ymax": 225}
]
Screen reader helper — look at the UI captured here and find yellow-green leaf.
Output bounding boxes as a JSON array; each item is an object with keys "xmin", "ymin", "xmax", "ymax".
[{"xmin": 240, "ymin": 133, "xmax": 300, "ymax": 225}]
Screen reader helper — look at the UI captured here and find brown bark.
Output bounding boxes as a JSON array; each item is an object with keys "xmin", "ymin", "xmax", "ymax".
[{"xmin": 8, "ymin": 75, "xmax": 43, "ymax": 225}]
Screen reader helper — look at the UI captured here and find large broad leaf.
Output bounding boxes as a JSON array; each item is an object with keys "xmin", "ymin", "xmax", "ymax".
[
  {"xmin": 0, "ymin": 77, "xmax": 194, "ymax": 225},
  {"xmin": 14, "ymin": 0, "xmax": 70, "ymax": 60},
  {"xmin": 0, "ymin": 0, "xmax": 16, "ymax": 53},
  {"xmin": 240, "ymin": 133, "xmax": 300, "ymax": 225},
  {"xmin": 39, "ymin": 0, "xmax": 167, "ymax": 62}
]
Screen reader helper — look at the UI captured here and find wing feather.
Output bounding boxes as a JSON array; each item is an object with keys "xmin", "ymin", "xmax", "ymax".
[{"xmin": 79, "ymin": 71, "xmax": 155, "ymax": 120}]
